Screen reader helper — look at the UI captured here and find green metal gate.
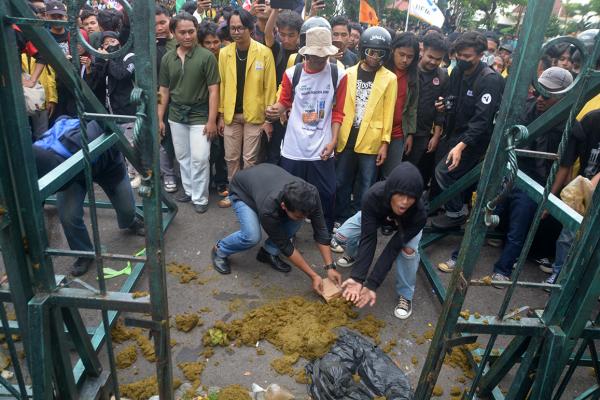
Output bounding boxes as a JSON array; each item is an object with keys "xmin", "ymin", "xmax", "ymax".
[
  {"xmin": 416, "ymin": 0, "xmax": 600, "ymax": 398},
  {"xmin": 0, "ymin": 0, "xmax": 176, "ymax": 397}
]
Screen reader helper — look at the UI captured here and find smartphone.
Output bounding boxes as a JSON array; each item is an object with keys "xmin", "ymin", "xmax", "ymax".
[
  {"xmin": 332, "ymin": 40, "xmax": 343, "ymax": 52},
  {"xmin": 270, "ymin": 0, "xmax": 295, "ymax": 8},
  {"xmin": 257, "ymin": 0, "xmax": 265, "ymax": 4}
]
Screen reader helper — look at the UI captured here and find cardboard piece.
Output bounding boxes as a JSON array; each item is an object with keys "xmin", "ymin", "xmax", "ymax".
[{"xmin": 322, "ymin": 278, "xmax": 342, "ymax": 303}]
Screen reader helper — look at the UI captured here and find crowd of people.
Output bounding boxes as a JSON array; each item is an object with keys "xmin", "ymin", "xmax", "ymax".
[{"xmin": 16, "ymin": 0, "xmax": 600, "ymax": 321}]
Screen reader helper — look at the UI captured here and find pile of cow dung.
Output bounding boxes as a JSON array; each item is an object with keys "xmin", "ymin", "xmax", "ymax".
[
  {"xmin": 119, "ymin": 376, "xmax": 182, "ymax": 400},
  {"xmin": 217, "ymin": 384, "xmax": 252, "ymax": 400},
  {"xmin": 203, "ymin": 296, "xmax": 385, "ymax": 363}
]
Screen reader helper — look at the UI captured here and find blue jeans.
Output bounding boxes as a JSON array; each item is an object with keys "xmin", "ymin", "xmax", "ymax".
[
  {"xmin": 334, "ymin": 211, "xmax": 423, "ymax": 300},
  {"xmin": 56, "ymin": 174, "xmax": 136, "ymax": 252},
  {"xmin": 335, "ymin": 150, "xmax": 377, "ymax": 222},
  {"xmin": 216, "ymin": 199, "xmax": 302, "ymax": 258},
  {"xmin": 553, "ymin": 228, "xmax": 575, "ymax": 275},
  {"xmin": 493, "ymin": 188, "xmax": 538, "ymax": 277}
]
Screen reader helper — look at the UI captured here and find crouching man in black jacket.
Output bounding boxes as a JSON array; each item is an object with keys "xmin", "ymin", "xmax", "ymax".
[
  {"xmin": 211, "ymin": 164, "xmax": 342, "ymax": 295},
  {"xmin": 336, "ymin": 162, "xmax": 427, "ymax": 319}
]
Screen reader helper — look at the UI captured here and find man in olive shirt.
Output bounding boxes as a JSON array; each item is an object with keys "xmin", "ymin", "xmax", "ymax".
[{"xmin": 158, "ymin": 12, "xmax": 220, "ymax": 213}]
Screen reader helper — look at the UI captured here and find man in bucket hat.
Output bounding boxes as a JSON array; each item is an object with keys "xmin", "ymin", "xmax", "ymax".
[{"xmin": 266, "ymin": 27, "xmax": 348, "ymax": 234}]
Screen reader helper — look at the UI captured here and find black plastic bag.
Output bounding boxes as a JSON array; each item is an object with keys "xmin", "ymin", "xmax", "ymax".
[{"xmin": 305, "ymin": 328, "xmax": 413, "ymax": 400}]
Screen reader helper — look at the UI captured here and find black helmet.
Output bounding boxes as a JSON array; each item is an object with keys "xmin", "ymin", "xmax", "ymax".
[
  {"xmin": 577, "ymin": 29, "xmax": 598, "ymax": 53},
  {"xmin": 299, "ymin": 17, "xmax": 331, "ymax": 48},
  {"xmin": 359, "ymin": 26, "xmax": 392, "ymax": 61}
]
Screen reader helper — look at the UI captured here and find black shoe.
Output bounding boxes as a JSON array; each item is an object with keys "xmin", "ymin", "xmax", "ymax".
[
  {"xmin": 127, "ymin": 216, "xmax": 145, "ymax": 236},
  {"xmin": 381, "ymin": 224, "xmax": 395, "ymax": 236},
  {"xmin": 175, "ymin": 192, "xmax": 192, "ymax": 203},
  {"xmin": 194, "ymin": 203, "xmax": 209, "ymax": 214},
  {"xmin": 256, "ymin": 247, "xmax": 291, "ymax": 273},
  {"xmin": 431, "ymin": 213, "xmax": 467, "ymax": 230},
  {"xmin": 71, "ymin": 257, "xmax": 94, "ymax": 277},
  {"xmin": 211, "ymin": 246, "xmax": 231, "ymax": 275}
]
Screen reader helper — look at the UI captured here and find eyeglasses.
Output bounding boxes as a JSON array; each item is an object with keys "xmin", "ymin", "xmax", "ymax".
[
  {"xmin": 229, "ymin": 26, "xmax": 247, "ymax": 33},
  {"xmin": 532, "ymin": 90, "xmax": 550, "ymax": 100},
  {"xmin": 365, "ymin": 48, "xmax": 386, "ymax": 59}
]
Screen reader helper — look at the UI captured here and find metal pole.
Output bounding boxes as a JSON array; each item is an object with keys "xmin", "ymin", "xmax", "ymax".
[{"xmin": 405, "ymin": 0, "xmax": 410, "ymax": 31}]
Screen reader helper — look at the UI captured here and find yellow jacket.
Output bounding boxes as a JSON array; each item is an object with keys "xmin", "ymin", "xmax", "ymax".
[
  {"xmin": 337, "ymin": 65, "xmax": 398, "ymax": 155},
  {"xmin": 218, "ymin": 40, "xmax": 276, "ymax": 125},
  {"xmin": 21, "ymin": 53, "xmax": 58, "ymax": 109}
]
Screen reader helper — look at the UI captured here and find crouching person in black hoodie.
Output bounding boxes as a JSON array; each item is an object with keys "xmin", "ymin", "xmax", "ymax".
[
  {"xmin": 33, "ymin": 117, "xmax": 144, "ymax": 277},
  {"xmin": 336, "ymin": 162, "xmax": 427, "ymax": 319}
]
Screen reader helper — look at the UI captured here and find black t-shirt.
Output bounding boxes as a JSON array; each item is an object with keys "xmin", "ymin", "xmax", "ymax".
[
  {"xmin": 50, "ymin": 29, "xmax": 70, "ymax": 56},
  {"xmin": 271, "ymin": 40, "xmax": 295, "ymax": 86},
  {"xmin": 347, "ymin": 67, "xmax": 376, "ymax": 150},
  {"xmin": 416, "ymin": 67, "xmax": 448, "ymax": 136},
  {"xmin": 234, "ymin": 49, "xmax": 248, "ymax": 114},
  {"xmin": 576, "ymin": 109, "xmax": 600, "ymax": 179}
]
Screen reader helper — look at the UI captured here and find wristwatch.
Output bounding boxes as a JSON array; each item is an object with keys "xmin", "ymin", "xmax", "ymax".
[{"xmin": 324, "ymin": 263, "xmax": 336, "ymax": 271}]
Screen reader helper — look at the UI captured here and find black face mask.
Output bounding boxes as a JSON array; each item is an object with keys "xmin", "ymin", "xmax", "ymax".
[
  {"xmin": 455, "ymin": 59, "xmax": 473, "ymax": 72},
  {"xmin": 106, "ymin": 44, "xmax": 120, "ymax": 53}
]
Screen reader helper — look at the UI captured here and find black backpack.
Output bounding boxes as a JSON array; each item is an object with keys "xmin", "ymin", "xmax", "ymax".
[{"xmin": 290, "ymin": 61, "xmax": 339, "ymax": 103}]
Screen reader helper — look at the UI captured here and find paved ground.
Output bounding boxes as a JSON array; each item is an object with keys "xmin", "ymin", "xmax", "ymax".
[{"xmin": 26, "ymin": 187, "xmax": 600, "ymax": 398}]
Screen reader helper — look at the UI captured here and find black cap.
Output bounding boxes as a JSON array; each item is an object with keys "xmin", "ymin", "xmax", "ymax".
[
  {"xmin": 101, "ymin": 31, "xmax": 119, "ymax": 42},
  {"xmin": 46, "ymin": 1, "xmax": 67, "ymax": 16}
]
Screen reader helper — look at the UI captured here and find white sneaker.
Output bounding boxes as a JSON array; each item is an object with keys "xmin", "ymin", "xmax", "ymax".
[
  {"xmin": 491, "ymin": 272, "xmax": 511, "ymax": 289},
  {"xmin": 394, "ymin": 295, "xmax": 412, "ymax": 319},
  {"xmin": 336, "ymin": 256, "xmax": 355, "ymax": 268},
  {"xmin": 130, "ymin": 175, "xmax": 142, "ymax": 189},
  {"xmin": 330, "ymin": 238, "xmax": 344, "ymax": 253}
]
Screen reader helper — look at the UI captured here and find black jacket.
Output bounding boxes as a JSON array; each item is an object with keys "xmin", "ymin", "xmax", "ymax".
[
  {"xmin": 416, "ymin": 67, "xmax": 448, "ymax": 136},
  {"xmin": 518, "ymin": 99, "xmax": 580, "ymax": 185},
  {"xmin": 444, "ymin": 62, "xmax": 505, "ymax": 156},
  {"xmin": 350, "ymin": 162, "xmax": 427, "ymax": 291},
  {"xmin": 228, "ymin": 164, "xmax": 330, "ymax": 257},
  {"xmin": 89, "ymin": 52, "xmax": 136, "ymax": 116}
]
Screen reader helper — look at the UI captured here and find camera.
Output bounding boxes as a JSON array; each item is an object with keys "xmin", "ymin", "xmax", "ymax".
[{"xmin": 444, "ymin": 95, "xmax": 457, "ymax": 112}]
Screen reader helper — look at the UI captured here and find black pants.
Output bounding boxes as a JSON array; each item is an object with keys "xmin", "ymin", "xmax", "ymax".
[{"xmin": 280, "ymin": 156, "xmax": 336, "ymax": 233}]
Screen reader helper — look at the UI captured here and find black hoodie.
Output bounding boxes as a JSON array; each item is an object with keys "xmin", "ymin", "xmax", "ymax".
[{"xmin": 350, "ymin": 162, "xmax": 427, "ymax": 291}]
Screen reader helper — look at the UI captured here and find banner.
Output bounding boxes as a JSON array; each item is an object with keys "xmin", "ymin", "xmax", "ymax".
[
  {"xmin": 359, "ymin": 0, "xmax": 379, "ymax": 26},
  {"xmin": 408, "ymin": 0, "xmax": 445, "ymax": 28}
]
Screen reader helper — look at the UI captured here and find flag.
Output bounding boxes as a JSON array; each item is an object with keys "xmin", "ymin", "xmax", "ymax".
[
  {"xmin": 408, "ymin": 0, "xmax": 445, "ymax": 28},
  {"xmin": 359, "ymin": 0, "xmax": 379, "ymax": 26},
  {"xmin": 176, "ymin": 0, "xmax": 185, "ymax": 12}
]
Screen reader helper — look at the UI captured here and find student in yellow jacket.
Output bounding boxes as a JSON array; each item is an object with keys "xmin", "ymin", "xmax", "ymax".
[
  {"xmin": 21, "ymin": 53, "xmax": 57, "ymax": 138},
  {"xmin": 217, "ymin": 9, "xmax": 276, "ymax": 208},
  {"xmin": 334, "ymin": 27, "xmax": 397, "ymax": 223}
]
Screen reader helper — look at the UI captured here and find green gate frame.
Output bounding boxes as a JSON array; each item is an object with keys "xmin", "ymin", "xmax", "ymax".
[
  {"xmin": 415, "ymin": 0, "xmax": 600, "ymax": 398},
  {"xmin": 0, "ymin": 0, "xmax": 176, "ymax": 398}
]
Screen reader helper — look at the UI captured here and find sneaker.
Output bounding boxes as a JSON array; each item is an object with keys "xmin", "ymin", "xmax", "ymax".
[
  {"xmin": 491, "ymin": 272, "xmax": 511, "ymax": 289},
  {"xmin": 130, "ymin": 175, "xmax": 142, "ymax": 189},
  {"xmin": 194, "ymin": 203, "xmax": 209, "ymax": 214},
  {"xmin": 486, "ymin": 238, "xmax": 503, "ymax": 248},
  {"xmin": 218, "ymin": 197, "xmax": 232, "ymax": 208},
  {"xmin": 175, "ymin": 192, "xmax": 192, "ymax": 203},
  {"xmin": 535, "ymin": 257, "xmax": 553, "ymax": 274},
  {"xmin": 437, "ymin": 258, "xmax": 456, "ymax": 273},
  {"xmin": 127, "ymin": 217, "xmax": 145, "ymax": 236},
  {"xmin": 394, "ymin": 295, "xmax": 412, "ymax": 319},
  {"xmin": 164, "ymin": 179, "xmax": 177, "ymax": 193},
  {"xmin": 71, "ymin": 257, "xmax": 94, "ymax": 277},
  {"xmin": 336, "ymin": 256, "xmax": 355, "ymax": 268},
  {"xmin": 543, "ymin": 273, "xmax": 558, "ymax": 292},
  {"xmin": 330, "ymin": 237, "xmax": 344, "ymax": 253},
  {"xmin": 431, "ymin": 213, "xmax": 467, "ymax": 230}
]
